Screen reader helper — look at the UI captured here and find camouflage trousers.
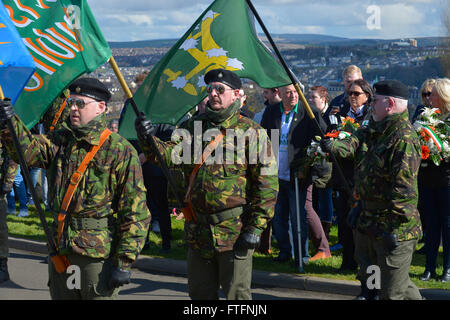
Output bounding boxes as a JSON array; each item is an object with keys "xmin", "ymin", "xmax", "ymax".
[
  {"xmin": 354, "ymin": 230, "xmax": 423, "ymax": 300},
  {"xmin": 0, "ymin": 194, "xmax": 8, "ymax": 259},
  {"xmin": 48, "ymin": 253, "xmax": 120, "ymax": 300},
  {"xmin": 187, "ymin": 247, "xmax": 254, "ymax": 300}
]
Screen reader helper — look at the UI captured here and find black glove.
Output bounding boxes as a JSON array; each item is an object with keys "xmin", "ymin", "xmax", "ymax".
[
  {"xmin": 381, "ymin": 232, "xmax": 398, "ymax": 252},
  {"xmin": 320, "ymin": 137, "xmax": 333, "ymax": 154},
  {"xmin": 346, "ymin": 201, "xmax": 361, "ymax": 229},
  {"xmin": 310, "ymin": 159, "xmax": 331, "ymax": 180},
  {"xmin": 0, "ymin": 98, "xmax": 15, "ymax": 124},
  {"xmin": 109, "ymin": 266, "xmax": 131, "ymax": 289},
  {"xmin": 234, "ymin": 232, "xmax": 261, "ymax": 250},
  {"xmin": 134, "ymin": 112, "xmax": 154, "ymax": 141}
]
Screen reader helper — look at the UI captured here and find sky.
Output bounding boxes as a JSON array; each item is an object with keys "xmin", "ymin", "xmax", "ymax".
[{"xmin": 88, "ymin": 0, "xmax": 448, "ymax": 42}]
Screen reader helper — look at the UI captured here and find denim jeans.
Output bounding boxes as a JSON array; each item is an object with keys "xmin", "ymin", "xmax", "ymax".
[
  {"xmin": 422, "ymin": 186, "xmax": 450, "ymax": 272},
  {"xmin": 316, "ymin": 187, "xmax": 334, "ymax": 223},
  {"xmin": 272, "ymin": 179, "xmax": 309, "ymax": 263},
  {"xmin": 7, "ymin": 166, "xmax": 28, "ymax": 214},
  {"xmin": 27, "ymin": 167, "xmax": 48, "ymax": 208}
]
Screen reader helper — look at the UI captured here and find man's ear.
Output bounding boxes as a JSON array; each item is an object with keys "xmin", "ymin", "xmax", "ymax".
[
  {"xmin": 97, "ymin": 101, "xmax": 106, "ymax": 114},
  {"xmin": 233, "ymin": 89, "xmax": 240, "ymax": 100},
  {"xmin": 387, "ymin": 97, "xmax": 395, "ymax": 112}
]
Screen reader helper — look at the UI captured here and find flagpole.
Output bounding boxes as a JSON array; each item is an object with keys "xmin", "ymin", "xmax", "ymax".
[
  {"xmin": 245, "ymin": 0, "xmax": 353, "ymax": 199},
  {"xmin": 108, "ymin": 56, "xmax": 185, "ymax": 210},
  {"xmin": 0, "ymin": 86, "xmax": 63, "ymax": 268}
]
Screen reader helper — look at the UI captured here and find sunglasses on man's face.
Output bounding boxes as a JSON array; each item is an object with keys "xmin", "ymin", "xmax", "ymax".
[
  {"xmin": 67, "ymin": 98, "xmax": 97, "ymax": 109},
  {"xmin": 206, "ymin": 84, "xmax": 233, "ymax": 95},
  {"xmin": 422, "ymin": 92, "xmax": 432, "ymax": 98}
]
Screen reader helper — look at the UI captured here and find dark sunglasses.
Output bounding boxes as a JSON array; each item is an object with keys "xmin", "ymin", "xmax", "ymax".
[
  {"xmin": 349, "ymin": 91, "xmax": 366, "ymax": 97},
  {"xmin": 422, "ymin": 92, "xmax": 432, "ymax": 97},
  {"xmin": 206, "ymin": 84, "xmax": 233, "ymax": 95},
  {"xmin": 67, "ymin": 98, "xmax": 97, "ymax": 109}
]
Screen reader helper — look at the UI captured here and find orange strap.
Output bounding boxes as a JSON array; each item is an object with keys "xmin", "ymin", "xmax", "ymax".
[
  {"xmin": 185, "ymin": 116, "xmax": 242, "ymax": 198},
  {"xmin": 182, "ymin": 130, "xmax": 225, "ymax": 222},
  {"xmin": 182, "ymin": 115, "xmax": 242, "ymax": 221},
  {"xmin": 57, "ymin": 128, "xmax": 112, "ymax": 245},
  {"xmin": 49, "ymin": 95, "xmax": 69, "ymax": 132},
  {"xmin": 185, "ymin": 129, "xmax": 225, "ymax": 201}
]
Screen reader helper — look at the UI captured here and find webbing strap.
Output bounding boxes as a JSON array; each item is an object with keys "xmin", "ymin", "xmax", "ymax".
[
  {"xmin": 182, "ymin": 115, "xmax": 243, "ymax": 222},
  {"xmin": 49, "ymin": 95, "xmax": 69, "ymax": 132},
  {"xmin": 184, "ymin": 129, "xmax": 225, "ymax": 202},
  {"xmin": 196, "ymin": 206, "xmax": 243, "ymax": 225},
  {"xmin": 57, "ymin": 128, "xmax": 112, "ymax": 245}
]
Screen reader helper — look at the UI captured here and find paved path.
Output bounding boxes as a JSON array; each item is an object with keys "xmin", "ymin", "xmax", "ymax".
[
  {"xmin": 0, "ymin": 249, "xmax": 354, "ymax": 300},
  {"xmin": 6, "ymin": 237, "xmax": 450, "ymax": 300}
]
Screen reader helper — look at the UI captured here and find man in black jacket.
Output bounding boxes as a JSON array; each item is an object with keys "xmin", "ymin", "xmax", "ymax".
[{"xmin": 261, "ymin": 84, "xmax": 326, "ymax": 266}]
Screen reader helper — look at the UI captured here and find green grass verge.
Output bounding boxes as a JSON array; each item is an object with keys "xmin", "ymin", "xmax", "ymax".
[{"xmin": 7, "ymin": 207, "xmax": 450, "ymax": 290}]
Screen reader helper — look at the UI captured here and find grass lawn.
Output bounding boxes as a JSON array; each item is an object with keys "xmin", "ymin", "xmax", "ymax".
[{"xmin": 7, "ymin": 206, "xmax": 450, "ymax": 290}]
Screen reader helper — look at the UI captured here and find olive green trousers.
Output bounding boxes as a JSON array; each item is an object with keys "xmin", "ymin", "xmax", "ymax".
[
  {"xmin": 187, "ymin": 247, "xmax": 254, "ymax": 300},
  {"xmin": 354, "ymin": 230, "xmax": 423, "ymax": 300},
  {"xmin": 48, "ymin": 253, "xmax": 120, "ymax": 300}
]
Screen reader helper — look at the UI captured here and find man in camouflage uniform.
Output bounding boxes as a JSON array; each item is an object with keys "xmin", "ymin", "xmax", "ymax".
[
  {"xmin": 0, "ymin": 78, "xmax": 150, "ymax": 299},
  {"xmin": 0, "ymin": 141, "xmax": 18, "ymax": 283},
  {"xmin": 135, "ymin": 68, "xmax": 278, "ymax": 300},
  {"xmin": 322, "ymin": 80, "xmax": 423, "ymax": 300}
]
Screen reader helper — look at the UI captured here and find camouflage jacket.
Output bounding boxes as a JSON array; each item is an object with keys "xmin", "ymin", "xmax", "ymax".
[
  {"xmin": 330, "ymin": 111, "xmax": 422, "ymax": 241},
  {"xmin": 140, "ymin": 107, "xmax": 278, "ymax": 258},
  {"xmin": 2, "ymin": 114, "xmax": 150, "ymax": 269},
  {"xmin": 0, "ymin": 141, "xmax": 18, "ymax": 192},
  {"xmin": 41, "ymin": 89, "xmax": 70, "ymax": 133}
]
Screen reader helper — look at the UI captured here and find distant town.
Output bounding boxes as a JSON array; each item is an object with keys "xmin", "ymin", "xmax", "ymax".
[{"xmin": 91, "ymin": 35, "xmax": 448, "ymax": 122}]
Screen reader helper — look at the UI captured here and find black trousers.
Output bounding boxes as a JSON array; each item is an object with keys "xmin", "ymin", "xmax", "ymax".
[
  {"xmin": 334, "ymin": 190, "xmax": 357, "ymax": 270},
  {"xmin": 143, "ymin": 169, "xmax": 172, "ymax": 246}
]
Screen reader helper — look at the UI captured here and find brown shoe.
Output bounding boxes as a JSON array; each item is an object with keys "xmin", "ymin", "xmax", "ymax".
[{"xmin": 309, "ymin": 251, "xmax": 331, "ymax": 262}]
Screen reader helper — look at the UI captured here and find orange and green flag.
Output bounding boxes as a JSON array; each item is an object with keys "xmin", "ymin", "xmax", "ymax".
[{"xmin": 2, "ymin": 0, "xmax": 111, "ymax": 129}]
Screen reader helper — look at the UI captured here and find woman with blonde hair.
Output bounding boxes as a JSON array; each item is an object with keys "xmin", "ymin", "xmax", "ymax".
[
  {"xmin": 418, "ymin": 77, "xmax": 450, "ymax": 283},
  {"xmin": 431, "ymin": 78, "xmax": 450, "ymax": 116},
  {"xmin": 412, "ymin": 79, "xmax": 436, "ymax": 122}
]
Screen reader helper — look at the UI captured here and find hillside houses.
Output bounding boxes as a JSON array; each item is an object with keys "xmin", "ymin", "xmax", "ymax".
[{"xmin": 92, "ymin": 37, "xmax": 446, "ymax": 120}]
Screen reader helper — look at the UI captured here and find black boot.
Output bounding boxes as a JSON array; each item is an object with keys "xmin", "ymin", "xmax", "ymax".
[
  {"xmin": 420, "ymin": 270, "xmax": 436, "ymax": 281},
  {"xmin": 367, "ymin": 289, "xmax": 379, "ymax": 300},
  {"xmin": 441, "ymin": 269, "xmax": 450, "ymax": 283},
  {"xmin": 142, "ymin": 230, "xmax": 151, "ymax": 250},
  {"xmin": 355, "ymin": 284, "xmax": 369, "ymax": 300},
  {"xmin": 160, "ymin": 236, "xmax": 171, "ymax": 254},
  {"xmin": 0, "ymin": 258, "xmax": 10, "ymax": 283}
]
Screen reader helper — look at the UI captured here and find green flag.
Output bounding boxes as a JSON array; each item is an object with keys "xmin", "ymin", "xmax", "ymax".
[
  {"xmin": 119, "ymin": 0, "xmax": 291, "ymax": 140},
  {"xmin": 3, "ymin": 0, "xmax": 111, "ymax": 129}
]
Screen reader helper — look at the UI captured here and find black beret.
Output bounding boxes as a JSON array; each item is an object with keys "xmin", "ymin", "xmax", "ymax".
[
  {"xmin": 204, "ymin": 68, "xmax": 241, "ymax": 89},
  {"xmin": 373, "ymin": 80, "xmax": 409, "ymax": 100},
  {"xmin": 69, "ymin": 77, "xmax": 111, "ymax": 102}
]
